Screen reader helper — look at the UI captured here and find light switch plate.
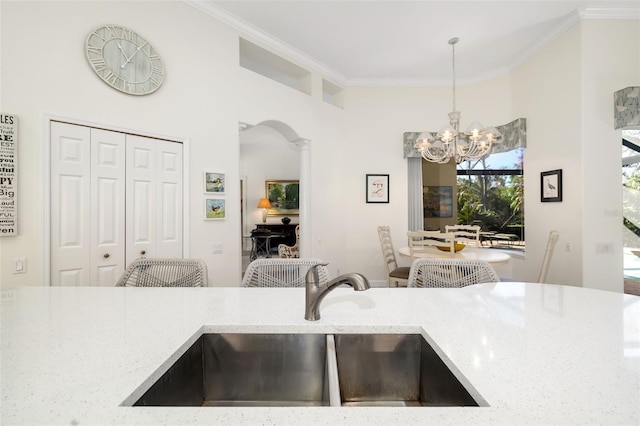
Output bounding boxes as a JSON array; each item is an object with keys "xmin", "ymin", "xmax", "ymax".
[{"xmin": 13, "ymin": 258, "xmax": 26, "ymax": 274}]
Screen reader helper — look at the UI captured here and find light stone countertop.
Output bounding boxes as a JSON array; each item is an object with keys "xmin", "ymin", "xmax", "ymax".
[{"xmin": 1, "ymin": 283, "xmax": 639, "ymax": 425}]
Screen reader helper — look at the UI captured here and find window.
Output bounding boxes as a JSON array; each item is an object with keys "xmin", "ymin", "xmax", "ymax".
[{"xmin": 456, "ymin": 148, "xmax": 524, "ymax": 251}]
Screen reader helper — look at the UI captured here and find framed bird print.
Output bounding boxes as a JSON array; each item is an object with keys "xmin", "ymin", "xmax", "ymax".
[
  {"xmin": 541, "ymin": 169, "xmax": 562, "ymax": 202},
  {"xmin": 204, "ymin": 172, "xmax": 225, "ymax": 194},
  {"xmin": 204, "ymin": 198, "xmax": 226, "ymax": 220}
]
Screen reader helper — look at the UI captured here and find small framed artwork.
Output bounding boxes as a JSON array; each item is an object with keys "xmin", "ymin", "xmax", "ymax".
[
  {"xmin": 541, "ymin": 169, "xmax": 562, "ymax": 202},
  {"xmin": 423, "ymin": 186, "xmax": 453, "ymax": 217},
  {"xmin": 366, "ymin": 174, "xmax": 389, "ymax": 203},
  {"xmin": 204, "ymin": 172, "xmax": 225, "ymax": 194},
  {"xmin": 204, "ymin": 198, "xmax": 226, "ymax": 220}
]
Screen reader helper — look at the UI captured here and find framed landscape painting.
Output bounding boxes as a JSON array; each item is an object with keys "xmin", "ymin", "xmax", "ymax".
[
  {"xmin": 266, "ymin": 180, "xmax": 299, "ymax": 216},
  {"xmin": 423, "ymin": 186, "xmax": 453, "ymax": 217}
]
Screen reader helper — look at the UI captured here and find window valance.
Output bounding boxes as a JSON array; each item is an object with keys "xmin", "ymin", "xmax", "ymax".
[
  {"xmin": 403, "ymin": 117, "xmax": 527, "ymax": 158},
  {"xmin": 614, "ymin": 87, "xmax": 639, "ymax": 129}
]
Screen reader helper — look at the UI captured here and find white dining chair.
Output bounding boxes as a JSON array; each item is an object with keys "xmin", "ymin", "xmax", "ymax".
[
  {"xmin": 537, "ymin": 230, "xmax": 559, "ymax": 283},
  {"xmin": 378, "ymin": 226, "xmax": 410, "ymax": 287},
  {"xmin": 407, "ymin": 230, "xmax": 453, "ymax": 261},
  {"xmin": 445, "ymin": 224, "xmax": 481, "ymax": 247},
  {"xmin": 408, "ymin": 258, "xmax": 499, "ymax": 288}
]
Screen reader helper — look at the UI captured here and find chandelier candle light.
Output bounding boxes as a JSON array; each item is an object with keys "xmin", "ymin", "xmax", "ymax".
[{"xmin": 415, "ymin": 37, "xmax": 502, "ymax": 164}]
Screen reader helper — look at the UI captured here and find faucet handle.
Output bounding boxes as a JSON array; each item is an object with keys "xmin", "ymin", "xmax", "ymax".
[{"xmin": 306, "ymin": 262, "xmax": 329, "ymax": 286}]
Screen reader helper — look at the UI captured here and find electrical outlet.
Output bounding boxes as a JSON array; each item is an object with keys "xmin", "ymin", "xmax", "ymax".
[
  {"xmin": 13, "ymin": 258, "xmax": 26, "ymax": 274},
  {"xmin": 595, "ymin": 242, "xmax": 614, "ymax": 254},
  {"xmin": 212, "ymin": 243, "xmax": 223, "ymax": 254},
  {"xmin": 565, "ymin": 242, "xmax": 572, "ymax": 252}
]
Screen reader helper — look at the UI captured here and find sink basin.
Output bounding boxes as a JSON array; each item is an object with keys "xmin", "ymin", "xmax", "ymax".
[
  {"xmin": 134, "ymin": 333, "xmax": 330, "ymax": 407},
  {"xmin": 334, "ymin": 334, "xmax": 481, "ymax": 407},
  {"xmin": 130, "ymin": 332, "xmax": 484, "ymax": 408}
]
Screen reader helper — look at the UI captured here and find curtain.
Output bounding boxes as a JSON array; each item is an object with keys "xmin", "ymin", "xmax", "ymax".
[{"xmin": 407, "ymin": 157, "xmax": 424, "ymax": 231}]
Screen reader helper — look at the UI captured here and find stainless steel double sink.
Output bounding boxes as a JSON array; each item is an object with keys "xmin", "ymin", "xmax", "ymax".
[{"xmin": 130, "ymin": 333, "xmax": 485, "ymax": 407}]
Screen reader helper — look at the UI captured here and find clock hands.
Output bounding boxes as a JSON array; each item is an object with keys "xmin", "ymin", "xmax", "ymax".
[
  {"xmin": 116, "ymin": 42, "xmax": 129, "ymax": 62},
  {"xmin": 120, "ymin": 42, "xmax": 148, "ymax": 68}
]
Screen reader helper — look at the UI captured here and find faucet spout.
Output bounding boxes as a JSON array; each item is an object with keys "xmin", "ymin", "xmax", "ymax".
[{"xmin": 305, "ymin": 264, "xmax": 370, "ymax": 321}]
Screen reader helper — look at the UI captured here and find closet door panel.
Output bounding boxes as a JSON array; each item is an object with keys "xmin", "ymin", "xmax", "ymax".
[
  {"xmin": 91, "ymin": 128, "xmax": 125, "ymax": 286},
  {"xmin": 50, "ymin": 122, "xmax": 91, "ymax": 286},
  {"xmin": 126, "ymin": 136, "xmax": 156, "ymax": 265},
  {"xmin": 155, "ymin": 141, "xmax": 183, "ymax": 258}
]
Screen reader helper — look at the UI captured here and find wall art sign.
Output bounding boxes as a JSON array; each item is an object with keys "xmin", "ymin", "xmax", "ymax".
[
  {"xmin": 0, "ymin": 113, "xmax": 17, "ymax": 236},
  {"xmin": 541, "ymin": 169, "xmax": 562, "ymax": 202},
  {"xmin": 366, "ymin": 174, "xmax": 389, "ymax": 203}
]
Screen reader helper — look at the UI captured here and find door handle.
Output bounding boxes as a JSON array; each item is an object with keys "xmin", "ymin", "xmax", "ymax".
[
  {"xmin": 140, "ymin": 250, "xmax": 146, "ymax": 255},
  {"xmin": 103, "ymin": 253, "xmax": 110, "ymax": 258}
]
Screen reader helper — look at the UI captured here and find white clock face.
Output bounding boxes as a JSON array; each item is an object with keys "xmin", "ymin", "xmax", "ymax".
[{"xmin": 86, "ymin": 25, "xmax": 164, "ymax": 95}]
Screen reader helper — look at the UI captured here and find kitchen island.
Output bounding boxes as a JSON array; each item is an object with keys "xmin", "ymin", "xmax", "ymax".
[{"xmin": 1, "ymin": 283, "xmax": 639, "ymax": 425}]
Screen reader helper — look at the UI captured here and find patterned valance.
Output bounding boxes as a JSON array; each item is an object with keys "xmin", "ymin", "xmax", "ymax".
[
  {"xmin": 614, "ymin": 87, "xmax": 640, "ymax": 129},
  {"xmin": 403, "ymin": 117, "xmax": 527, "ymax": 158}
]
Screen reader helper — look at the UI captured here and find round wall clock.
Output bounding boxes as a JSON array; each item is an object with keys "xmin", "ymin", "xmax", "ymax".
[{"xmin": 85, "ymin": 25, "xmax": 165, "ymax": 95}]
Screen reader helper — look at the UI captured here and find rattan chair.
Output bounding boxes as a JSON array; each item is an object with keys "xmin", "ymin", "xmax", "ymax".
[
  {"xmin": 241, "ymin": 258, "xmax": 331, "ymax": 287},
  {"xmin": 116, "ymin": 258, "xmax": 208, "ymax": 287},
  {"xmin": 377, "ymin": 226, "xmax": 410, "ymax": 287},
  {"xmin": 408, "ymin": 258, "xmax": 499, "ymax": 288},
  {"xmin": 444, "ymin": 224, "xmax": 481, "ymax": 247}
]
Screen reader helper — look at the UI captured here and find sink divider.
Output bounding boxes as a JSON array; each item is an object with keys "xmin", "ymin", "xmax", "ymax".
[{"xmin": 325, "ymin": 334, "xmax": 342, "ymax": 407}]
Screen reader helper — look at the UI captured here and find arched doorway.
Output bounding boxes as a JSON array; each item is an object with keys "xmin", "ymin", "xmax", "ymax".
[{"xmin": 239, "ymin": 120, "xmax": 310, "ymax": 268}]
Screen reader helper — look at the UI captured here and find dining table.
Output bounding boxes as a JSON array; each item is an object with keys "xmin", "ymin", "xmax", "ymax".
[{"xmin": 398, "ymin": 245, "xmax": 511, "ymax": 265}]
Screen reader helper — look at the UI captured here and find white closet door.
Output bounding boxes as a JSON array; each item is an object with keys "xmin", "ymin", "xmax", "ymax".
[
  {"xmin": 50, "ymin": 122, "xmax": 92, "ymax": 286},
  {"xmin": 91, "ymin": 128, "xmax": 126, "ymax": 286},
  {"xmin": 154, "ymin": 139, "xmax": 183, "ymax": 258},
  {"xmin": 126, "ymin": 135, "xmax": 182, "ymax": 265}
]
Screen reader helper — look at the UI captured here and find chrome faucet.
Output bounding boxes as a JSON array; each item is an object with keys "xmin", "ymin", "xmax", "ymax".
[{"xmin": 304, "ymin": 263, "xmax": 370, "ymax": 321}]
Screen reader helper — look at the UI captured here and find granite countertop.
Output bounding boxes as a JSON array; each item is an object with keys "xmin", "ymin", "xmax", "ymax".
[{"xmin": 1, "ymin": 284, "xmax": 639, "ymax": 425}]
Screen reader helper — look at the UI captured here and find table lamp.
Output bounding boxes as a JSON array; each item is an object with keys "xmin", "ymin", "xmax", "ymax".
[{"xmin": 257, "ymin": 198, "xmax": 271, "ymax": 223}]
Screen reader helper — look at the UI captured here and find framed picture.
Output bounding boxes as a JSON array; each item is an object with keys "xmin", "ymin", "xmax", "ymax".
[
  {"xmin": 266, "ymin": 180, "xmax": 299, "ymax": 215},
  {"xmin": 541, "ymin": 169, "xmax": 562, "ymax": 202},
  {"xmin": 204, "ymin": 172, "xmax": 225, "ymax": 194},
  {"xmin": 204, "ymin": 198, "xmax": 226, "ymax": 220},
  {"xmin": 423, "ymin": 186, "xmax": 453, "ymax": 217},
  {"xmin": 366, "ymin": 174, "xmax": 389, "ymax": 203}
]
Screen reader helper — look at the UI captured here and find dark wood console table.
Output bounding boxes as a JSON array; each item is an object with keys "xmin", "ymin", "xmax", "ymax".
[{"xmin": 255, "ymin": 223, "xmax": 298, "ymax": 250}]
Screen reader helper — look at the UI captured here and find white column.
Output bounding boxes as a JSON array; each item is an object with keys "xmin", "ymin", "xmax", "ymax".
[{"xmin": 295, "ymin": 139, "xmax": 311, "ymax": 257}]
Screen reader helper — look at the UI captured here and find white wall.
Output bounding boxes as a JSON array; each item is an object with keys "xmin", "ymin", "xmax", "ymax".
[
  {"xmin": 511, "ymin": 24, "xmax": 584, "ymax": 286},
  {"xmin": 0, "ymin": 1, "xmax": 241, "ymax": 286},
  {"xmin": 1, "ymin": 1, "xmax": 637, "ymax": 290},
  {"xmin": 579, "ymin": 20, "xmax": 639, "ymax": 291},
  {"xmin": 511, "ymin": 20, "xmax": 639, "ymax": 290}
]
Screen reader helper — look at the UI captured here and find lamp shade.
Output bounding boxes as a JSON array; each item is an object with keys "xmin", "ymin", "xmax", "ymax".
[{"xmin": 257, "ymin": 198, "xmax": 271, "ymax": 209}]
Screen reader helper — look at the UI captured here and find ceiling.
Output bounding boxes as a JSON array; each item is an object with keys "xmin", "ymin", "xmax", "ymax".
[{"xmin": 190, "ymin": 0, "xmax": 639, "ymax": 86}]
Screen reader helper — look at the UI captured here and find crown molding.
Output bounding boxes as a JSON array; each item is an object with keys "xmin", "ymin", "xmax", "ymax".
[
  {"xmin": 347, "ymin": 66, "xmax": 512, "ymax": 88},
  {"xmin": 580, "ymin": 6, "xmax": 640, "ymax": 20},
  {"xmin": 185, "ymin": 1, "xmax": 639, "ymax": 88}
]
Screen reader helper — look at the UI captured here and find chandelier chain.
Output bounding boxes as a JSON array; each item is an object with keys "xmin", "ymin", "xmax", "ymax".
[{"xmin": 451, "ymin": 41, "xmax": 456, "ymax": 111}]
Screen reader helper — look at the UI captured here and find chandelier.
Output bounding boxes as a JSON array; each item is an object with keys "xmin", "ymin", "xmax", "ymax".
[{"xmin": 415, "ymin": 37, "xmax": 502, "ymax": 164}]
